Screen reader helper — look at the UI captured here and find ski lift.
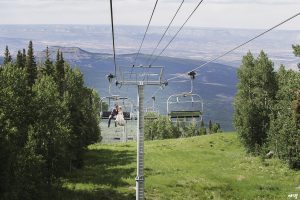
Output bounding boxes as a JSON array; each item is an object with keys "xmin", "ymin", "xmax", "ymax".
[
  {"xmin": 100, "ymin": 95, "xmax": 133, "ymax": 120},
  {"xmin": 145, "ymin": 96, "xmax": 159, "ymax": 120},
  {"xmin": 167, "ymin": 71, "xmax": 204, "ymax": 125},
  {"xmin": 100, "ymin": 73, "xmax": 133, "ymax": 120},
  {"xmin": 100, "ymin": 74, "xmax": 135, "ymax": 143}
]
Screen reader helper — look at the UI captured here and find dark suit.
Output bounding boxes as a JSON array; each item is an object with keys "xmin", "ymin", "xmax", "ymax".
[{"xmin": 108, "ymin": 108, "xmax": 118, "ymax": 127}]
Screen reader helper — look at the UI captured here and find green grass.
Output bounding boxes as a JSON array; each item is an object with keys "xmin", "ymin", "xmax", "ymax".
[{"xmin": 59, "ymin": 133, "xmax": 300, "ymax": 200}]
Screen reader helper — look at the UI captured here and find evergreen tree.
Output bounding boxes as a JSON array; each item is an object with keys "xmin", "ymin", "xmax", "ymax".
[
  {"xmin": 292, "ymin": 44, "xmax": 300, "ymax": 70},
  {"xmin": 25, "ymin": 41, "xmax": 37, "ymax": 87},
  {"xmin": 64, "ymin": 66, "xmax": 100, "ymax": 168},
  {"xmin": 3, "ymin": 45, "xmax": 12, "ymax": 65},
  {"xmin": 16, "ymin": 50, "xmax": 25, "ymax": 68},
  {"xmin": 292, "ymin": 44, "xmax": 300, "ymax": 56},
  {"xmin": 0, "ymin": 63, "xmax": 34, "ymax": 199},
  {"xmin": 208, "ymin": 120, "xmax": 212, "ymax": 134},
  {"xmin": 199, "ymin": 120, "xmax": 206, "ymax": 135},
  {"xmin": 22, "ymin": 48, "xmax": 26, "ymax": 64},
  {"xmin": 55, "ymin": 50, "xmax": 65, "ymax": 96},
  {"xmin": 216, "ymin": 123, "xmax": 221, "ymax": 132},
  {"xmin": 0, "ymin": 44, "xmax": 102, "ymax": 198},
  {"xmin": 43, "ymin": 47, "xmax": 54, "ymax": 76}
]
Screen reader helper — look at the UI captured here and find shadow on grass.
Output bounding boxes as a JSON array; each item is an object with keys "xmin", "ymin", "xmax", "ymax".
[
  {"xmin": 57, "ymin": 188, "xmax": 136, "ymax": 200},
  {"xmin": 58, "ymin": 148, "xmax": 136, "ymax": 200}
]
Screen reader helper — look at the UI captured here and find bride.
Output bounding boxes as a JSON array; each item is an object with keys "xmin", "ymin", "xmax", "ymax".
[{"xmin": 115, "ymin": 106, "xmax": 126, "ymax": 126}]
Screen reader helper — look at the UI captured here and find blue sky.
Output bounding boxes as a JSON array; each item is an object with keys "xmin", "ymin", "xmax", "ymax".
[{"xmin": 0, "ymin": 0, "xmax": 299, "ymax": 30}]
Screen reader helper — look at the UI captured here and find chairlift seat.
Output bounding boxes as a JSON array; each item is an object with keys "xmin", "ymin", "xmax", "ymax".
[
  {"xmin": 101, "ymin": 111, "xmax": 131, "ymax": 120},
  {"xmin": 169, "ymin": 110, "xmax": 201, "ymax": 118},
  {"xmin": 101, "ymin": 111, "xmax": 112, "ymax": 119},
  {"xmin": 144, "ymin": 116, "xmax": 159, "ymax": 120}
]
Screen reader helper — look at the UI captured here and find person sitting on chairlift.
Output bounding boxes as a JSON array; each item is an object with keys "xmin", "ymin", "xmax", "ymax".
[
  {"xmin": 116, "ymin": 106, "xmax": 126, "ymax": 126},
  {"xmin": 108, "ymin": 104, "xmax": 119, "ymax": 127}
]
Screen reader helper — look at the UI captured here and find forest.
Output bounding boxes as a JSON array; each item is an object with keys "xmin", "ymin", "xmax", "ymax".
[
  {"xmin": 0, "ymin": 42, "xmax": 101, "ymax": 199},
  {"xmin": 234, "ymin": 45, "xmax": 300, "ymax": 169}
]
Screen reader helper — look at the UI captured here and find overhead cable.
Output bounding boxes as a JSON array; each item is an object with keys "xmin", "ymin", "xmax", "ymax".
[
  {"xmin": 109, "ymin": 0, "xmax": 117, "ymax": 77},
  {"xmin": 167, "ymin": 11, "xmax": 300, "ymax": 82},
  {"xmin": 149, "ymin": 0, "xmax": 204, "ymax": 66},
  {"xmin": 132, "ymin": 0, "xmax": 159, "ymax": 66},
  {"xmin": 146, "ymin": 0, "xmax": 185, "ymax": 65}
]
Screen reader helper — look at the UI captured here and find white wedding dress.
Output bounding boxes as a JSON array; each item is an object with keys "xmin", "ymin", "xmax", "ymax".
[{"xmin": 116, "ymin": 110, "xmax": 125, "ymax": 126}]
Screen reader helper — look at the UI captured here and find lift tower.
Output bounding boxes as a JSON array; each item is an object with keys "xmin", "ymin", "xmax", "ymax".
[{"xmin": 118, "ymin": 66, "xmax": 166, "ymax": 200}]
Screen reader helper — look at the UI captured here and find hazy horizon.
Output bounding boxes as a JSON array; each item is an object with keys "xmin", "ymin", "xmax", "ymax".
[
  {"xmin": 1, "ymin": 24, "xmax": 299, "ymax": 70},
  {"xmin": 1, "ymin": 0, "xmax": 300, "ymax": 30}
]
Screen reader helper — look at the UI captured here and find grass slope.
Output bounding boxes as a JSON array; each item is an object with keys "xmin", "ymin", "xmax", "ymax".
[{"xmin": 60, "ymin": 133, "xmax": 299, "ymax": 200}]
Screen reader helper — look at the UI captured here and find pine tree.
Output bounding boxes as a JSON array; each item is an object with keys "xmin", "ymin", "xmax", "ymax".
[
  {"xmin": 55, "ymin": 50, "xmax": 65, "ymax": 96},
  {"xmin": 25, "ymin": 41, "xmax": 37, "ymax": 87},
  {"xmin": 22, "ymin": 49, "xmax": 26, "ymax": 64},
  {"xmin": 0, "ymin": 63, "xmax": 35, "ymax": 198},
  {"xmin": 3, "ymin": 45, "xmax": 12, "ymax": 65},
  {"xmin": 43, "ymin": 47, "xmax": 54, "ymax": 76},
  {"xmin": 16, "ymin": 50, "xmax": 25, "ymax": 68},
  {"xmin": 199, "ymin": 120, "xmax": 206, "ymax": 135},
  {"xmin": 292, "ymin": 44, "xmax": 300, "ymax": 70},
  {"xmin": 208, "ymin": 120, "xmax": 212, "ymax": 134}
]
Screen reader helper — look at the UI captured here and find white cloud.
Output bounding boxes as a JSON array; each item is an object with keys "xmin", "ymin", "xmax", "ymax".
[{"xmin": 0, "ymin": 0, "xmax": 299, "ymax": 30}]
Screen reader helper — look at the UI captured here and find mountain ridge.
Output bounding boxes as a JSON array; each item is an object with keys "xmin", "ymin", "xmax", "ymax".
[
  {"xmin": 0, "ymin": 45, "xmax": 237, "ymax": 130},
  {"xmin": 39, "ymin": 46, "xmax": 237, "ymax": 131}
]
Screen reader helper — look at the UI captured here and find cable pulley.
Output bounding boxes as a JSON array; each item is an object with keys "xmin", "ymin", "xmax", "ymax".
[
  {"xmin": 107, "ymin": 73, "xmax": 115, "ymax": 83},
  {"xmin": 188, "ymin": 71, "xmax": 196, "ymax": 80}
]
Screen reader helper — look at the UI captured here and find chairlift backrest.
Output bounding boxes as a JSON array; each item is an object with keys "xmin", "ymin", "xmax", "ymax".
[
  {"xmin": 100, "ymin": 95, "xmax": 134, "ymax": 120},
  {"xmin": 167, "ymin": 92, "xmax": 204, "ymax": 124}
]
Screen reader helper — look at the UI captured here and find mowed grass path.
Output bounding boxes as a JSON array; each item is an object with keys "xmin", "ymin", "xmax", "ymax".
[{"xmin": 60, "ymin": 133, "xmax": 300, "ymax": 200}]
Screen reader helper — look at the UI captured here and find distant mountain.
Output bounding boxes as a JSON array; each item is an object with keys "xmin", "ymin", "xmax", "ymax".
[
  {"xmin": 0, "ymin": 45, "xmax": 237, "ymax": 130},
  {"xmin": 1, "ymin": 25, "xmax": 299, "ymax": 130},
  {"xmin": 1, "ymin": 25, "xmax": 299, "ymax": 70},
  {"xmin": 34, "ymin": 46, "xmax": 237, "ymax": 130}
]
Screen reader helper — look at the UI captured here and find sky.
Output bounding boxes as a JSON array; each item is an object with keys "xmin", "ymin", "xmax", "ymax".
[{"xmin": 0, "ymin": 0, "xmax": 299, "ymax": 30}]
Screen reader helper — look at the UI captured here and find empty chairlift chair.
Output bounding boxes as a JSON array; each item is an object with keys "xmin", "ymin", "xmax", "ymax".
[
  {"xmin": 144, "ymin": 96, "xmax": 160, "ymax": 120},
  {"xmin": 167, "ymin": 71, "xmax": 204, "ymax": 126}
]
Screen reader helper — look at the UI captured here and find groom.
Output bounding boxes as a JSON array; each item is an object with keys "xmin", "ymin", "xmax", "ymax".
[{"xmin": 108, "ymin": 104, "xmax": 119, "ymax": 128}]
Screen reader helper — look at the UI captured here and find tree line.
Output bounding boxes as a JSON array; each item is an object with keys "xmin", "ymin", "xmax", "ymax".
[
  {"xmin": 144, "ymin": 113, "xmax": 221, "ymax": 140},
  {"xmin": 234, "ymin": 45, "xmax": 300, "ymax": 169},
  {"xmin": 0, "ymin": 42, "xmax": 101, "ymax": 199}
]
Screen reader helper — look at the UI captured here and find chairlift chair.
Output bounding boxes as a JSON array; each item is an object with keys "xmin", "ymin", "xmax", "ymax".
[
  {"xmin": 145, "ymin": 96, "xmax": 160, "ymax": 120},
  {"xmin": 99, "ymin": 74, "xmax": 136, "ymax": 143},
  {"xmin": 100, "ymin": 95, "xmax": 133, "ymax": 120},
  {"xmin": 167, "ymin": 71, "xmax": 204, "ymax": 125},
  {"xmin": 100, "ymin": 73, "xmax": 134, "ymax": 120}
]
